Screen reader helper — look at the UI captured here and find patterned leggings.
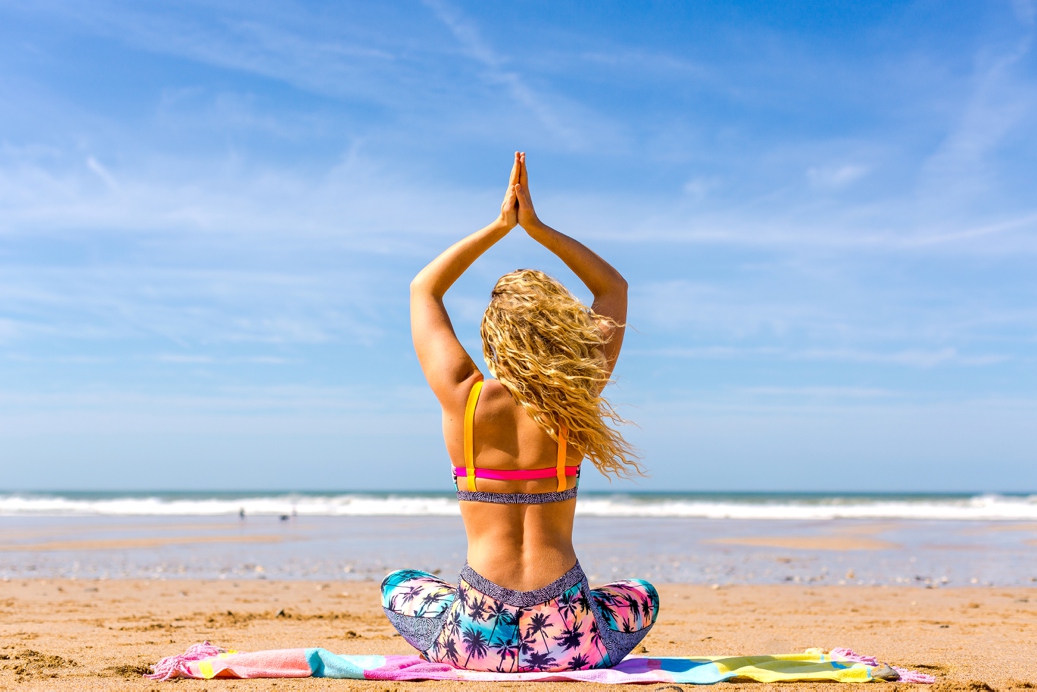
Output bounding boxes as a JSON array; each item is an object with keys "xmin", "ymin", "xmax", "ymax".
[{"xmin": 381, "ymin": 562, "xmax": 659, "ymax": 672}]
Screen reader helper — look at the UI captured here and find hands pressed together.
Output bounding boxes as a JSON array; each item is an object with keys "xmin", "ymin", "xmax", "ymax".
[
  {"xmin": 410, "ymin": 149, "xmax": 627, "ymax": 396},
  {"xmin": 498, "ymin": 151, "xmax": 541, "ymax": 232}
]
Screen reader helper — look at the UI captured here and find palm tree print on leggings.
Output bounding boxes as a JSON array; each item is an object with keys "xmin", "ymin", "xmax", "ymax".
[
  {"xmin": 380, "ymin": 568, "xmax": 658, "ymax": 672},
  {"xmin": 461, "ymin": 626, "xmax": 489, "ymax": 667}
]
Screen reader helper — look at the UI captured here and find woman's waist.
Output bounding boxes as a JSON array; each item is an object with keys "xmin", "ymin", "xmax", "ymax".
[
  {"xmin": 464, "ymin": 545, "xmax": 580, "ymax": 593},
  {"xmin": 459, "ymin": 492, "xmax": 577, "ymax": 590},
  {"xmin": 460, "ymin": 558, "xmax": 585, "ymax": 605}
]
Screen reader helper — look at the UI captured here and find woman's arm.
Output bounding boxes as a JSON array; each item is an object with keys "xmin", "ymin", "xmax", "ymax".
[
  {"xmin": 410, "ymin": 154, "xmax": 521, "ymax": 405},
  {"xmin": 514, "ymin": 153, "xmax": 628, "ymax": 375}
]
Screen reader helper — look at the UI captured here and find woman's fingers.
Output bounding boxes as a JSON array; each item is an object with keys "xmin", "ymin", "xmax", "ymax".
[
  {"xmin": 515, "ymin": 183, "xmax": 532, "ymax": 208},
  {"xmin": 500, "ymin": 183, "xmax": 519, "ymax": 226},
  {"xmin": 509, "ymin": 152, "xmax": 520, "ymax": 187},
  {"xmin": 519, "ymin": 152, "xmax": 527, "ymax": 187}
]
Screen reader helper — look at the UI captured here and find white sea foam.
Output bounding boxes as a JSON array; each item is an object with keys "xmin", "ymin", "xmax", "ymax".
[
  {"xmin": 575, "ymin": 494, "xmax": 1037, "ymax": 521},
  {"xmin": 0, "ymin": 493, "xmax": 1035, "ymax": 520}
]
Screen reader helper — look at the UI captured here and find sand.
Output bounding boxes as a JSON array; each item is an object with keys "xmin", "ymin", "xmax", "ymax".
[
  {"xmin": 704, "ymin": 537, "xmax": 900, "ymax": 551},
  {"xmin": 1, "ymin": 579, "xmax": 1034, "ymax": 691}
]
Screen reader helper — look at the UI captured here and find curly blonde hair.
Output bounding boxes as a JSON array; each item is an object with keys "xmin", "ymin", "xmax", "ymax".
[{"xmin": 480, "ymin": 269, "xmax": 643, "ymax": 480}]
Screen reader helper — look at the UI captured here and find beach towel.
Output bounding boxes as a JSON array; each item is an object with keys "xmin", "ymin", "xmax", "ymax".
[{"xmin": 148, "ymin": 642, "xmax": 936, "ymax": 683}]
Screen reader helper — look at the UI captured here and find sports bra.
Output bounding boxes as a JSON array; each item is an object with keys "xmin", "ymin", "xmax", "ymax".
[{"xmin": 453, "ymin": 379, "xmax": 581, "ymax": 505}]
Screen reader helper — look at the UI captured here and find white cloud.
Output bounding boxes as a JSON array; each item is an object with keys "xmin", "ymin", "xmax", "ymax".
[
  {"xmin": 419, "ymin": 0, "xmax": 612, "ymax": 149},
  {"xmin": 0, "ymin": 318, "xmax": 22, "ymax": 343},
  {"xmin": 0, "ymin": 146, "xmax": 491, "ymax": 243},
  {"xmin": 806, "ymin": 163, "xmax": 870, "ymax": 189},
  {"xmin": 682, "ymin": 176, "xmax": 719, "ymax": 201},
  {"xmin": 793, "ymin": 347, "xmax": 1008, "ymax": 368},
  {"xmin": 86, "ymin": 156, "xmax": 121, "ymax": 192},
  {"xmin": 628, "ymin": 345, "xmax": 1009, "ymax": 368},
  {"xmin": 0, "ymin": 263, "xmax": 393, "ymax": 348},
  {"xmin": 918, "ymin": 16, "xmax": 1036, "ymax": 204},
  {"xmin": 905, "ymin": 210, "xmax": 1037, "ymax": 247},
  {"xmin": 1010, "ymin": 0, "xmax": 1035, "ymax": 29},
  {"xmin": 736, "ymin": 385, "xmax": 898, "ymax": 399}
]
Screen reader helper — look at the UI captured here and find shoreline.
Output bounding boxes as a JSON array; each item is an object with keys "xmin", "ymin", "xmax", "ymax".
[
  {"xmin": 1, "ymin": 578, "xmax": 1034, "ymax": 690},
  {"xmin": 3, "ymin": 514, "xmax": 1036, "ymax": 588}
]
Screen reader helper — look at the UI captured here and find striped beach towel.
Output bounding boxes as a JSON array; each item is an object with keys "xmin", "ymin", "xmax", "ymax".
[{"xmin": 149, "ymin": 643, "xmax": 936, "ymax": 684}]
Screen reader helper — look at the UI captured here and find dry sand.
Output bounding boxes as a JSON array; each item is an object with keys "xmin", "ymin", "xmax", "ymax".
[{"xmin": 1, "ymin": 579, "xmax": 1034, "ymax": 691}]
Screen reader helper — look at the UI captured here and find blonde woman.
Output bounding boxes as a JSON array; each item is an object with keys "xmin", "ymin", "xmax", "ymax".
[{"xmin": 381, "ymin": 153, "xmax": 658, "ymax": 672}]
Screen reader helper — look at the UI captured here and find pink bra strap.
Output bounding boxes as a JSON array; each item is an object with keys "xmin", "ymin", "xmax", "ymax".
[{"xmin": 454, "ymin": 466, "xmax": 579, "ymax": 481}]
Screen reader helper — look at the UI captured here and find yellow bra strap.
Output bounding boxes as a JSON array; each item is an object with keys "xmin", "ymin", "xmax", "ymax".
[
  {"xmin": 556, "ymin": 423, "xmax": 569, "ymax": 491},
  {"xmin": 463, "ymin": 380, "xmax": 484, "ymax": 492}
]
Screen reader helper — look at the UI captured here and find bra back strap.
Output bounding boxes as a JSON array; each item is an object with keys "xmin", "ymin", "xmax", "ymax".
[
  {"xmin": 555, "ymin": 423, "xmax": 568, "ymax": 491},
  {"xmin": 463, "ymin": 380, "xmax": 484, "ymax": 492}
]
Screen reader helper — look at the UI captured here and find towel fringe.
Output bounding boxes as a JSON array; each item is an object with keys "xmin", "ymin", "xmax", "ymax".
[
  {"xmin": 146, "ymin": 641, "xmax": 224, "ymax": 681},
  {"xmin": 831, "ymin": 647, "xmax": 936, "ymax": 684}
]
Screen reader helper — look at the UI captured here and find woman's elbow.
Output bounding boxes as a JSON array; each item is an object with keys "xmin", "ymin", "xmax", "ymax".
[
  {"xmin": 410, "ymin": 273, "xmax": 444, "ymax": 301},
  {"xmin": 410, "ymin": 272, "xmax": 430, "ymax": 295},
  {"xmin": 606, "ymin": 273, "xmax": 628, "ymax": 297}
]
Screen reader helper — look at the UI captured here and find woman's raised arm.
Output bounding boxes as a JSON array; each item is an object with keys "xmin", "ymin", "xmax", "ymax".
[
  {"xmin": 410, "ymin": 154, "xmax": 522, "ymax": 405},
  {"xmin": 514, "ymin": 153, "xmax": 628, "ymax": 375}
]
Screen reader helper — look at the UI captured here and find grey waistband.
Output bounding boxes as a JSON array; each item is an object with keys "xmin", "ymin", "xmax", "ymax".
[
  {"xmin": 459, "ymin": 561, "xmax": 585, "ymax": 608},
  {"xmin": 456, "ymin": 486, "xmax": 578, "ymax": 504}
]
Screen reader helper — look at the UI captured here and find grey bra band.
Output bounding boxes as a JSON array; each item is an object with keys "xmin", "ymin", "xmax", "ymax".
[
  {"xmin": 456, "ymin": 486, "xmax": 578, "ymax": 504},
  {"xmin": 459, "ymin": 561, "xmax": 585, "ymax": 607}
]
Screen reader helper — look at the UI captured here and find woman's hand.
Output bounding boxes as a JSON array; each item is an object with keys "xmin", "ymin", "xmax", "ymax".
[
  {"xmin": 497, "ymin": 152, "xmax": 521, "ymax": 229},
  {"xmin": 515, "ymin": 152, "xmax": 541, "ymax": 230}
]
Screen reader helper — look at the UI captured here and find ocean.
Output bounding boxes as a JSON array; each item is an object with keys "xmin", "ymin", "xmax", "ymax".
[
  {"xmin": 2, "ymin": 491, "xmax": 1035, "ymax": 587},
  {"xmin": 3, "ymin": 491, "xmax": 1036, "ymax": 520}
]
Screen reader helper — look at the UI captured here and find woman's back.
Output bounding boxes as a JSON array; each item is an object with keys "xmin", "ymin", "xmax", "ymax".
[
  {"xmin": 382, "ymin": 153, "xmax": 658, "ymax": 672},
  {"xmin": 445, "ymin": 378, "xmax": 581, "ymax": 590}
]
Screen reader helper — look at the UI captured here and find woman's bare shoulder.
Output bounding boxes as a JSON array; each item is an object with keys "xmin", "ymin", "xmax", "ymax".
[{"xmin": 475, "ymin": 379, "xmax": 527, "ymax": 425}]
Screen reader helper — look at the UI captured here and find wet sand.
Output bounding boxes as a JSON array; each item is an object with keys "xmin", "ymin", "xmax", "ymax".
[
  {"xmin": 705, "ymin": 536, "xmax": 900, "ymax": 551},
  {"xmin": 4, "ymin": 515, "xmax": 1036, "ymax": 588},
  {"xmin": 1, "ymin": 578, "xmax": 1034, "ymax": 691}
]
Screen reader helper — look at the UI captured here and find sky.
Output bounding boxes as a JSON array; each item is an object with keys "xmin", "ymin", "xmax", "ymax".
[{"xmin": 0, "ymin": 0, "xmax": 1035, "ymax": 492}]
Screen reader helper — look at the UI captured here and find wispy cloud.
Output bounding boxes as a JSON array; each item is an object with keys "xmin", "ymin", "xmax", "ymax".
[
  {"xmin": 904, "ymin": 211, "xmax": 1037, "ymax": 247},
  {"xmin": 736, "ymin": 385, "xmax": 899, "ymax": 399},
  {"xmin": 0, "ymin": 383, "xmax": 440, "ymax": 437},
  {"xmin": 0, "ymin": 147, "xmax": 492, "ymax": 242},
  {"xmin": 0, "ymin": 264, "xmax": 393, "ymax": 347},
  {"xmin": 29, "ymin": 2, "xmax": 406, "ymax": 106},
  {"xmin": 420, "ymin": 0, "xmax": 609, "ymax": 148},
  {"xmin": 153, "ymin": 354, "xmax": 293, "ymax": 365},
  {"xmin": 630, "ymin": 346, "xmax": 1009, "ymax": 368},
  {"xmin": 794, "ymin": 347, "xmax": 1008, "ymax": 368},
  {"xmin": 806, "ymin": 163, "xmax": 870, "ymax": 189},
  {"xmin": 918, "ymin": 9, "xmax": 1036, "ymax": 206},
  {"xmin": 85, "ymin": 156, "xmax": 120, "ymax": 192}
]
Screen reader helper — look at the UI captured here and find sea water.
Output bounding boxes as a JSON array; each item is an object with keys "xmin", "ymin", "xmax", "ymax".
[{"xmin": 1, "ymin": 492, "xmax": 1035, "ymax": 586}]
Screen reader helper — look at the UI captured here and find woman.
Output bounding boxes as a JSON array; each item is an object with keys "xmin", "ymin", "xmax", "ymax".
[{"xmin": 381, "ymin": 153, "xmax": 658, "ymax": 672}]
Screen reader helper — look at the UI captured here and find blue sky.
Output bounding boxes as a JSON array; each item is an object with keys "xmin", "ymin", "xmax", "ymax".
[{"xmin": 1, "ymin": 0, "xmax": 1034, "ymax": 492}]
